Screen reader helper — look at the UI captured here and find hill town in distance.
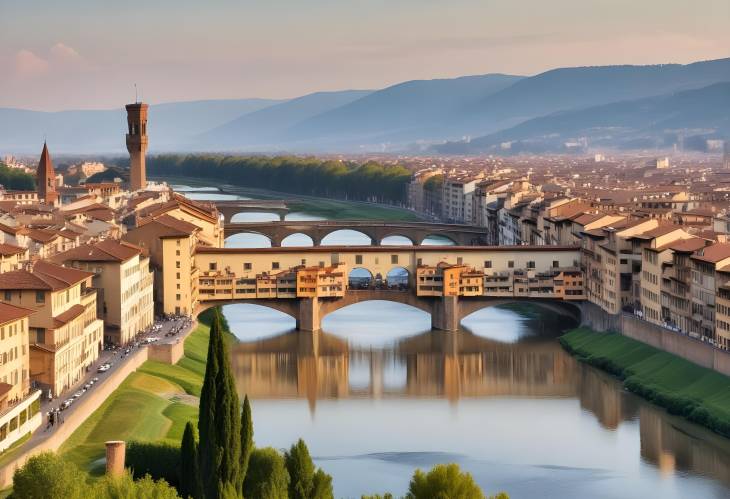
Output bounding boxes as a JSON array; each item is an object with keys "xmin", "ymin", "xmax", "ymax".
[{"xmin": 2, "ymin": 19, "xmax": 730, "ymax": 499}]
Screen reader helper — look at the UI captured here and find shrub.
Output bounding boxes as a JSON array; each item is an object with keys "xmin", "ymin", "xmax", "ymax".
[
  {"xmin": 126, "ymin": 441, "xmax": 181, "ymax": 487},
  {"xmin": 13, "ymin": 451, "xmax": 88, "ymax": 499},
  {"xmin": 243, "ymin": 447, "xmax": 290, "ymax": 499},
  {"xmin": 406, "ymin": 463, "xmax": 487, "ymax": 499}
]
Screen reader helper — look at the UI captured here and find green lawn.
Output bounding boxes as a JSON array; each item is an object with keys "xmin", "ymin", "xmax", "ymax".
[
  {"xmin": 59, "ymin": 321, "xmax": 216, "ymax": 472},
  {"xmin": 561, "ymin": 327, "xmax": 730, "ymax": 436}
]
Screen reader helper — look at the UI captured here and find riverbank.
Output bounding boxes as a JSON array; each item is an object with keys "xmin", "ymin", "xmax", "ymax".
[
  {"xmin": 560, "ymin": 327, "xmax": 730, "ymax": 438},
  {"xmin": 151, "ymin": 175, "xmax": 422, "ymax": 221},
  {"xmin": 58, "ymin": 312, "xmax": 235, "ymax": 473}
]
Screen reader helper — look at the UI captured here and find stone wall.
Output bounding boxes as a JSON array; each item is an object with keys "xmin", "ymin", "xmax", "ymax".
[
  {"xmin": 148, "ymin": 340, "xmax": 184, "ymax": 365},
  {"xmin": 579, "ymin": 302, "xmax": 730, "ymax": 377}
]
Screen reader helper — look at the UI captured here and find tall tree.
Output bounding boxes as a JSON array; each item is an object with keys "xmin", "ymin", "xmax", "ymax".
[
  {"xmin": 285, "ymin": 439, "xmax": 334, "ymax": 499},
  {"xmin": 406, "ymin": 463, "xmax": 488, "ymax": 499},
  {"xmin": 239, "ymin": 395, "xmax": 254, "ymax": 493},
  {"xmin": 180, "ymin": 422, "xmax": 202, "ymax": 499},
  {"xmin": 197, "ymin": 308, "xmax": 241, "ymax": 499},
  {"xmin": 242, "ymin": 447, "xmax": 290, "ymax": 499}
]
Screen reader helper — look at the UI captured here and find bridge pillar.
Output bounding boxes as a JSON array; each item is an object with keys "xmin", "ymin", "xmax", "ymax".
[
  {"xmin": 432, "ymin": 295, "xmax": 459, "ymax": 332},
  {"xmin": 297, "ymin": 298, "xmax": 321, "ymax": 332}
]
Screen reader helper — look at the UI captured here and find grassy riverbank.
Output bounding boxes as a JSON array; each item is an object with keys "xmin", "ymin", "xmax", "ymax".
[
  {"xmin": 561, "ymin": 327, "xmax": 730, "ymax": 437},
  {"xmin": 59, "ymin": 314, "xmax": 234, "ymax": 473}
]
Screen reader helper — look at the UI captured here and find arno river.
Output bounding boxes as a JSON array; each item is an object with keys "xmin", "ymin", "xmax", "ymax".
[{"xmin": 178, "ymin": 185, "xmax": 730, "ymax": 498}]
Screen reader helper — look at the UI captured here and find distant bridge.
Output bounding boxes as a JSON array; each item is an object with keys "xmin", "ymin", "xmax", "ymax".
[
  {"xmin": 213, "ymin": 200, "xmax": 290, "ymax": 221},
  {"xmin": 222, "ymin": 220, "xmax": 489, "ymax": 246}
]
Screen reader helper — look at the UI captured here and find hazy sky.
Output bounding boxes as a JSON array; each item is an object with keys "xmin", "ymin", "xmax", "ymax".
[{"xmin": 1, "ymin": 0, "xmax": 728, "ymax": 111}]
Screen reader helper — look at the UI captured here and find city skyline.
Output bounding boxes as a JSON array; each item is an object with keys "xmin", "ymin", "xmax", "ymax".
[{"xmin": 1, "ymin": 0, "xmax": 729, "ymax": 110}]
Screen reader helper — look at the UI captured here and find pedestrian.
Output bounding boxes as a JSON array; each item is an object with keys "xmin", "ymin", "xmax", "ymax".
[{"xmin": 49, "ymin": 411, "xmax": 55, "ymax": 428}]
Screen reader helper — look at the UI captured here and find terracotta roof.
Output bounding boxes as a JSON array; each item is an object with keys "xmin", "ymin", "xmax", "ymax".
[
  {"xmin": 0, "ymin": 243, "xmax": 26, "ymax": 257},
  {"xmin": 667, "ymin": 238, "xmax": 708, "ymax": 253},
  {"xmin": 53, "ymin": 304, "xmax": 85, "ymax": 327},
  {"xmin": 139, "ymin": 214, "xmax": 200, "ymax": 238},
  {"xmin": 0, "ymin": 302, "xmax": 34, "ymax": 325},
  {"xmin": 53, "ymin": 239, "xmax": 141, "ymax": 264},
  {"xmin": 27, "ymin": 228, "xmax": 59, "ymax": 243},
  {"xmin": 691, "ymin": 243, "xmax": 730, "ymax": 264},
  {"xmin": 631, "ymin": 225, "xmax": 684, "ymax": 240},
  {"xmin": 0, "ymin": 261, "xmax": 93, "ymax": 290}
]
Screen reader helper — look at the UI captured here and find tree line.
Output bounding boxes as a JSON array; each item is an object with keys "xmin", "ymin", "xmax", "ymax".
[
  {"xmin": 147, "ymin": 155, "xmax": 412, "ymax": 205},
  {"xmin": 0, "ymin": 163, "xmax": 35, "ymax": 191}
]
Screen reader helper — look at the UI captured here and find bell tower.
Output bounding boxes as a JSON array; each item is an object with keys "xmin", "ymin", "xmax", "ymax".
[{"xmin": 125, "ymin": 102, "xmax": 149, "ymax": 191}]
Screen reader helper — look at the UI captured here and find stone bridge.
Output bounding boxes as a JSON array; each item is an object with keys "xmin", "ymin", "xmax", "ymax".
[
  {"xmin": 223, "ymin": 220, "xmax": 488, "ymax": 246},
  {"xmin": 213, "ymin": 200, "xmax": 290, "ymax": 222},
  {"xmin": 198, "ymin": 290, "xmax": 581, "ymax": 332}
]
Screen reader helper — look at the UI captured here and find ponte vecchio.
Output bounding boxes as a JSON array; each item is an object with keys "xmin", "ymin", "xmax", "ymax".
[{"xmin": 194, "ymin": 244, "xmax": 585, "ymax": 332}]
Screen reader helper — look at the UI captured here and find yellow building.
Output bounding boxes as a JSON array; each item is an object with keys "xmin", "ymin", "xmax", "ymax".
[
  {"xmin": 0, "ymin": 261, "xmax": 103, "ymax": 396},
  {"xmin": 0, "ymin": 244, "xmax": 28, "ymax": 273},
  {"xmin": 123, "ymin": 214, "xmax": 200, "ymax": 316},
  {"xmin": 52, "ymin": 239, "xmax": 155, "ymax": 345},
  {"xmin": 0, "ymin": 303, "xmax": 42, "ymax": 453}
]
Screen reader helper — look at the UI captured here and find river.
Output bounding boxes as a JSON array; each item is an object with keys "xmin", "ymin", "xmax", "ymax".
[{"xmin": 177, "ymin": 185, "xmax": 730, "ymax": 498}]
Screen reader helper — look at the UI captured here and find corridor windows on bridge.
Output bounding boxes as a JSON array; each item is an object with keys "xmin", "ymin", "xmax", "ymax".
[
  {"xmin": 209, "ymin": 262, "xmax": 217, "ymax": 271},
  {"xmin": 553, "ymin": 260, "xmax": 560, "ymax": 268},
  {"xmin": 485, "ymin": 260, "xmax": 492, "ymax": 269},
  {"xmin": 391, "ymin": 255, "xmax": 399, "ymax": 264},
  {"xmin": 244, "ymin": 263, "xmax": 252, "ymax": 271},
  {"xmin": 272, "ymin": 262, "xmax": 280, "ymax": 270},
  {"xmin": 386, "ymin": 267, "xmax": 409, "ymax": 291},
  {"xmin": 508, "ymin": 260, "xmax": 514, "ymax": 268},
  {"xmin": 527, "ymin": 261, "xmax": 535, "ymax": 269},
  {"xmin": 349, "ymin": 268, "xmax": 372, "ymax": 290},
  {"xmin": 355, "ymin": 255, "xmax": 363, "ymax": 265},
  {"xmin": 301, "ymin": 259, "xmax": 306, "ymax": 266}
]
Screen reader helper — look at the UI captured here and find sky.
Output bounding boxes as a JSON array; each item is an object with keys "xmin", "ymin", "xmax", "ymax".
[{"xmin": 1, "ymin": 0, "xmax": 728, "ymax": 111}]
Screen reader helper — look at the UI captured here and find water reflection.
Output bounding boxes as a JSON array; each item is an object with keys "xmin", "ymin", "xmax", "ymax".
[{"xmin": 224, "ymin": 303, "xmax": 730, "ymax": 497}]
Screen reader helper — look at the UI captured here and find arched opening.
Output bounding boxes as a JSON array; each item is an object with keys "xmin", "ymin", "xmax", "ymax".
[
  {"xmin": 224, "ymin": 232, "xmax": 272, "ymax": 248},
  {"xmin": 385, "ymin": 267, "xmax": 409, "ymax": 290},
  {"xmin": 231, "ymin": 212, "xmax": 281, "ymax": 223},
  {"xmin": 348, "ymin": 267, "xmax": 373, "ymax": 289},
  {"xmin": 220, "ymin": 303, "xmax": 296, "ymax": 341},
  {"xmin": 461, "ymin": 302, "xmax": 580, "ymax": 343},
  {"xmin": 322, "ymin": 301, "xmax": 430, "ymax": 347},
  {"xmin": 381, "ymin": 235, "xmax": 414, "ymax": 246},
  {"xmin": 282, "ymin": 233, "xmax": 314, "ymax": 247},
  {"xmin": 320, "ymin": 229, "xmax": 372, "ymax": 246},
  {"xmin": 421, "ymin": 234, "xmax": 457, "ymax": 246}
]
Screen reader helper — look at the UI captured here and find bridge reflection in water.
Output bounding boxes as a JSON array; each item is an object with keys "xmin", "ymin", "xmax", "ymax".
[{"xmin": 230, "ymin": 324, "xmax": 730, "ymax": 489}]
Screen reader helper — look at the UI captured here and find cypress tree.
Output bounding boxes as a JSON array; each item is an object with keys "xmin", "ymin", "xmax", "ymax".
[
  {"xmin": 180, "ymin": 422, "xmax": 202, "ymax": 499},
  {"xmin": 197, "ymin": 308, "xmax": 241, "ymax": 499},
  {"xmin": 285, "ymin": 439, "xmax": 334, "ymax": 499},
  {"xmin": 239, "ymin": 395, "xmax": 254, "ymax": 493}
]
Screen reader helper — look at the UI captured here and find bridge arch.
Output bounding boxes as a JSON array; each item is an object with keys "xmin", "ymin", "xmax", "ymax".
[
  {"xmin": 419, "ymin": 234, "xmax": 458, "ymax": 246},
  {"xmin": 224, "ymin": 231, "xmax": 274, "ymax": 248},
  {"xmin": 281, "ymin": 233, "xmax": 315, "ymax": 247},
  {"xmin": 320, "ymin": 229, "xmax": 373, "ymax": 246},
  {"xmin": 380, "ymin": 234, "xmax": 415, "ymax": 246},
  {"xmin": 458, "ymin": 298, "xmax": 582, "ymax": 326},
  {"xmin": 230, "ymin": 212, "xmax": 282, "ymax": 223}
]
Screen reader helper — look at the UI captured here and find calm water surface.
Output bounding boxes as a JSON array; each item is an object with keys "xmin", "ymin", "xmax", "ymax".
[{"xmin": 179, "ymin": 186, "xmax": 730, "ymax": 498}]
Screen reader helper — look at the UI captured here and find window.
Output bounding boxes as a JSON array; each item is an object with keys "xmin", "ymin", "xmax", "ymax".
[
  {"xmin": 272, "ymin": 262, "xmax": 280, "ymax": 270},
  {"xmin": 484, "ymin": 260, "xmax": 492, "ymax": 269},
  {"xmin": 35, "ymin": 291, "xmax": 45, "ymax": 304},
  {"xmin": 209, "ymin": 263, "xmax": 217, "ymax": 271},
  {"xmin": 508, "ymin": 261, "xmax": 514, "ymax": 268},
  {"xmin": 176, "ymin": 272, "xmax": 181, "ymax": 279},
  {"xmin": 3, "ymin": 291, "xmax": 10, "ymax": 301},
  {"xmin": 391, "ymin": 255, "xmax": 399, "ymax": 264},
  {"xmin": 301, "ymin": 259, "xmax": 306, "ymax": 265},
  {"xmin": 176, "ymin": 261, "xmax": 181, "ymax": 269},
  {"xmin": 552, "ymin": 260, "xmax": 559, "ymax": 268},
  {"xmin": 457, "ymin": 257, "xmax": 463, "ymax": 265},
  {"xmin": 244, "ymin": 263, "xmax": 252, "ymax": 270},
  {"xmin": 176, "ymin": 250, "xmax": 180, "ymax": 256},
  {"xmin": 417, "ymin": 258, "xmax": 422, "ymax": 266},
  {"xmin": 319, "ymin": 261, "xmax": 325, "ymax": 268},
  {"xmin": 355, "ymin": 255, "xmax": 363, "ymax": 265},
  {"xmin": 527, "ymin": 261, "xmax": 535, "ymax": 269},
  {"xmin": 176, "ymin": 294, "xmax": 181, "ymax": 301}
]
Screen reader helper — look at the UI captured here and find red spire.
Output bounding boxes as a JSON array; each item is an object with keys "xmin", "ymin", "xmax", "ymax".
[{"xmin": 37, "ymin": 141, "xmax": 57, "ymax": 205}]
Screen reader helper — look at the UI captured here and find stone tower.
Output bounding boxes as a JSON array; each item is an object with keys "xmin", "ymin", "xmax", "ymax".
[
  {"xmin": 125, "ymin": 102, "xmax": 149, "ymax": 191},
  {"xmin": 36, "ymin": 142, "xmax": 58, "ymax": 205}
]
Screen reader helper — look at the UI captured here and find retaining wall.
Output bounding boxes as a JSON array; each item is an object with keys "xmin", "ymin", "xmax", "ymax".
[{"xmin": 579, "ymin": 302, "xmax": 730, "ymax": 377}]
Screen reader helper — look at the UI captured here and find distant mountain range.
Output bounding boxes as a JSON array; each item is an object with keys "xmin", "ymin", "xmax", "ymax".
[{"xmin": 1, "ymin": 57, "xmax": 729, "ymax": 155}]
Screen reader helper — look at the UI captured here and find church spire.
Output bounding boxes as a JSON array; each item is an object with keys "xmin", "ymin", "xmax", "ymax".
[{"xmin": 37, "ymin": 141, "xmax": 58, "ymax": 205}]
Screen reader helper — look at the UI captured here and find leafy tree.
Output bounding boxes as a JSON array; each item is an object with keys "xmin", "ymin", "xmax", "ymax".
[
  {"xmin": 242, "ymin": 447, "xmax": 290, "ymax": 499},
  {"xmin": 180, "ymin": 422, "xmax": 202, "ymax": 499},
  {"xmin": 284, "ymin": 439, "xmax": 333, "ymax": 499},
  {"xmin": 13, "ymin": 451, "xmax": 88, "ymax": 499},
  {"xmin": 239, "ymin": 395, "xmax": 254, "ymax": 493},
  {"xmin": 91, "ymin": 471, "xmax": 180, "ymax": 499},
  {"xmin": 197, "ymin": 308, "xmax": 241, "ymax": 499},
  {"xmin": 406, "ymin": 463, "xmax": 486, "ymax": 499},
  {"xmin": 361, "ymin": 495, "xmax": 394, "ymax": 499},
  {"xmin": 0, "ymin": 164, "xmax": 35, "ymax": 191}
]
